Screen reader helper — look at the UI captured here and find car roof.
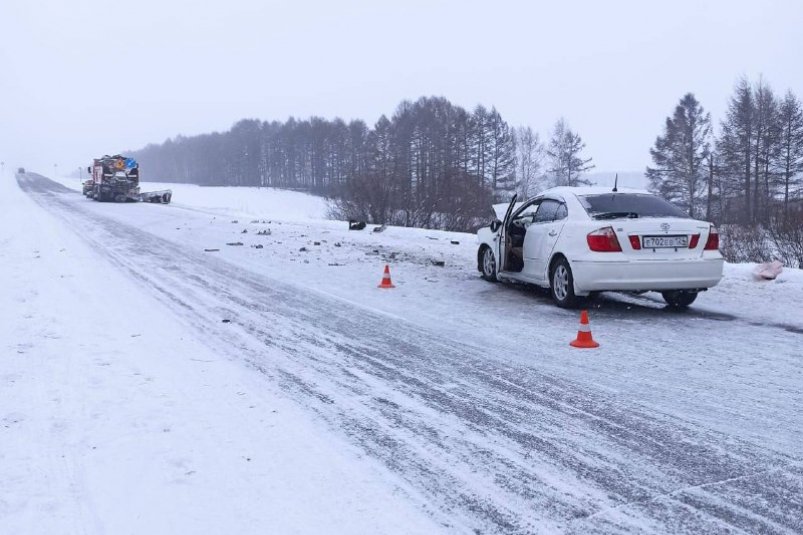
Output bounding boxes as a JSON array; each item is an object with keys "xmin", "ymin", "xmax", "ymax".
[
  {"xmin": 540, "ymin": 186, "xmax": 650, "ymax": 199},
  {"xmin": 492, "ymin": 186, "xmax": 654, "ymax": 219}
]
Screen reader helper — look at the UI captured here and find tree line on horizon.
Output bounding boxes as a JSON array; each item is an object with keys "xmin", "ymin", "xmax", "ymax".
[
  {"xmin": 130, "ymin": 82, "xmax": 803, "ymax": 265},
  {"xmin": 129, "ymin": 97, "xmax": 593, "ymax": 230}
]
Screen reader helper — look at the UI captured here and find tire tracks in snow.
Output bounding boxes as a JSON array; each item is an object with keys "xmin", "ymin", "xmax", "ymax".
[{"xmin": 20, "ymin": 174, "xmax": 803, "ymax": 535}]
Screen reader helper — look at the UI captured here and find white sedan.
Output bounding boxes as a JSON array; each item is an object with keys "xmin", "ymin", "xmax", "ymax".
[{"xmin": 476, "ymin": 186, "xmax": 724, "ymax": 308}]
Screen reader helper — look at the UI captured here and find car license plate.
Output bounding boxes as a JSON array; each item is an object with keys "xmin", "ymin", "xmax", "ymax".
[{"xmin": 642, "ymin": 235, "xmax": 688, "ymax": 248}]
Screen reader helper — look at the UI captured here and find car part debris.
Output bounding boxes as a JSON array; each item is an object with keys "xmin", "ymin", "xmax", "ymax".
[{"xmin": 753, "ymin": 261, "xmax": 783, "ymax": 280}]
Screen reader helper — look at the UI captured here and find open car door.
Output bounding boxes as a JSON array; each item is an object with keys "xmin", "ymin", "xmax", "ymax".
[{"xmin": 496, "ymin": 194, "xmax": 518, "ymax": 273}]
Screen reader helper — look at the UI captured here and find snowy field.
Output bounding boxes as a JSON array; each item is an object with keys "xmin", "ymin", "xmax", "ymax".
[{"xmin": 4, "ymin": 173, "xmax": 803, "ymax": 534}]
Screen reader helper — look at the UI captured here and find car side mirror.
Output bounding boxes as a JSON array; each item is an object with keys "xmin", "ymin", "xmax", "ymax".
[
  {"xmin": 490, "ymin": 220, "xmax": 501, "ymax": 232},
  {"xmin": 87, "ymin": 166, "xmax": 91, "ymax": 174}
]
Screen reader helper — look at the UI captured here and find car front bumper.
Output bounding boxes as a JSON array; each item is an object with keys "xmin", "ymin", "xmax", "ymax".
[{"xmin": 571, "ymin": 256, "xmax": 724, "ymax": 294}]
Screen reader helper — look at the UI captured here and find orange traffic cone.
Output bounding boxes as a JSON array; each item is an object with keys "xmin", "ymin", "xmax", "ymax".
[
  {"xmin": 378, "ymin": 264, "xmax": 396, "ymax": 289},
  {"xmin": 570, "ymin": 310, "xmax": 599, "ymax": 348}
]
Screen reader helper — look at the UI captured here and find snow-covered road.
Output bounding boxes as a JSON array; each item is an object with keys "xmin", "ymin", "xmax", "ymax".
[{"xmin": 6, "ymin": 173, "xmax": 803, "ymax": 534}]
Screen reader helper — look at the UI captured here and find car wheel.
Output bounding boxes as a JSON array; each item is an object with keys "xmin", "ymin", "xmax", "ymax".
[
  {"xmin": 480, "ymin": 246, "xmax": 497, "ymax": 282},
  {"xmin": 661, "ymin": 290, "xmax": 698, "ymax": 308},
  {"xmin": 550, "ymin": 257, "xmax": 580, "ymax": 308}
]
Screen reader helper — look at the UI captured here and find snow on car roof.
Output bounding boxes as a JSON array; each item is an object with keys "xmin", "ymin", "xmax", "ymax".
[
  {"xmin": 491, "ymin": 187, "xmax": 652, "ymax": 218},
  {"xmin": 541, "ymin": 186, "xmax": 650, "ymax": 198}
]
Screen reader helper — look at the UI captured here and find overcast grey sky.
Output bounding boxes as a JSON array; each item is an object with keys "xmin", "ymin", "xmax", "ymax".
[{"xmin": 1, "ymin": 0, "xmax": 802, "ymax": 177}]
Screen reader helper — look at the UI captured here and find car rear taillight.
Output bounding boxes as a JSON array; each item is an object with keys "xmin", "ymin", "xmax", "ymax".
[
  {"xmin": 587, "ymin": 226, "xmax": 622, "ymax": 252},
  {"xmin": 628, "ymin": 235, "xmax": 641, "ymax": 250},
  {"xmin": 689, "ymin": 234, "xmax": 701, "ymax": 249},
  {"xmin": 704, "ymin": 226, "xmax": 719, "ymax": 250}
]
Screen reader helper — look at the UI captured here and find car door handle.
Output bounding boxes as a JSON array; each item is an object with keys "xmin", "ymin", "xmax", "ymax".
[{"xmin": 548, "ymin": 230, "xmax": 558, "ymax": 237}]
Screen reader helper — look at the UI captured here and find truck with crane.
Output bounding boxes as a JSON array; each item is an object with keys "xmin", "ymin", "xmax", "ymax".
[{"xmin": 84, "ymin": 155, "xmax": 172, "ymax": 204}]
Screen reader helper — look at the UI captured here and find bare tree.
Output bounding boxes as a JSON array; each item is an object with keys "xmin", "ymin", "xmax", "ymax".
[
  {"xmin": 514, "ymin": 126, "xmax": 544, "ymax": 197},
  {"xmin": 546, "ymin": 118, "xmax": 594, "ymax": 186}
]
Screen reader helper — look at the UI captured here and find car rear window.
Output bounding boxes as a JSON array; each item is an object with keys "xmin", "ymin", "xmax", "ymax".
[{"xmin": 578, "ymin": 193, "xmax": 689, "ymax": 218}]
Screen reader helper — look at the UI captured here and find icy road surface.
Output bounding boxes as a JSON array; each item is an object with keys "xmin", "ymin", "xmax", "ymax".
[{"xmin": 8, "ymin": 173, "xmax": 803, "ymax": 534}]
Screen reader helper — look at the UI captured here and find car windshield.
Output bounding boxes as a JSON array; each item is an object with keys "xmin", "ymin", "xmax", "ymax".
[{"xmin": 578, "ymin": 193, "xmax": 689, "ymax": 219}]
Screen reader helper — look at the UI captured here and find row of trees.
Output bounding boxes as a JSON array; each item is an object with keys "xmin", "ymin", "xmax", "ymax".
[
  {"xmin": 647, "ymin": 78, "xmax": 803, "ymax": 225},
  {"xmin": 130, "ymin": 97, "xmax": 594, "ymax": 230}
]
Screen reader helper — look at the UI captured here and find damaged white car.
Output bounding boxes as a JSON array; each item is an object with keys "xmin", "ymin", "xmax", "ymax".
[{"xmin": 476, "ymin": 187, "xmax": 724, "ymax": 308}]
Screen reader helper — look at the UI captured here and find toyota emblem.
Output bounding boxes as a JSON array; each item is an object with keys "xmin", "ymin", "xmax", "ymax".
[{"xmin": 660, "ymin": 223, "xmax": 671, "ymax": 232}]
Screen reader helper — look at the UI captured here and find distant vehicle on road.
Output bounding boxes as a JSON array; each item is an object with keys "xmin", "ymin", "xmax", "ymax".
[{"xmin": 476, "ymin": 187, "xmax": 724, "ymax": 308}]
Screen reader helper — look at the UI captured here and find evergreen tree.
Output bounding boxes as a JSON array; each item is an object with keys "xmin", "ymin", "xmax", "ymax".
[
  {"xmin": 752, "ymin": 80, "xmax": 781, "ymax": 222},
  {"xmin": 777, "ymin": 90, "xmax": 803, "ymax": 217},
  {"xmin": 717, "ymin": 79, "xmax": 755, "ymax": 223},
  {"xmin": 646, "ymin": 93, "xmax": 712, "ymax": 217},
  {"xmin": 486, "ymin": 107, "xmax": 516, "ymax": 201}
]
